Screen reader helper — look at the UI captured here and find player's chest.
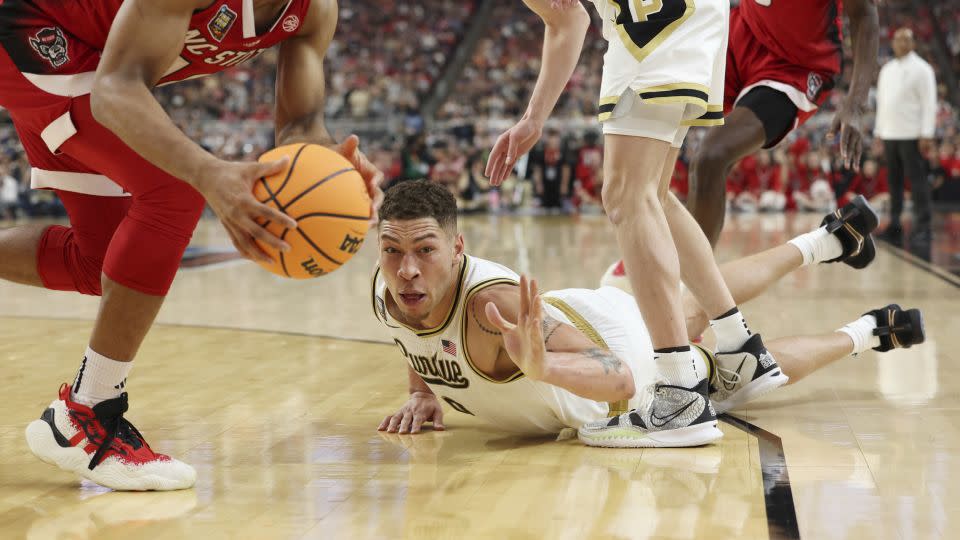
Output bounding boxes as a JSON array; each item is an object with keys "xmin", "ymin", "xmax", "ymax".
[{"xmin": 176, "ymin": 0, "xmax": 305, "ymax": 68}]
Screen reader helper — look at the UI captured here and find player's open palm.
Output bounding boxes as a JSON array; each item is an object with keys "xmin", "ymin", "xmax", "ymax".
[
  {"xmin": 197, "ymin": 158, "xmax": 298, "ymax": 263},
  {"xmin": 378, "ymin": 392, "xmax": 446, "ymax": 434},
  {"xmin": 485, "ymin": 118, "xmax": 542, "ymax": 186},
  {"xmin": 485, "ymin": 275, "xmax": 549, "ymax": 381}
]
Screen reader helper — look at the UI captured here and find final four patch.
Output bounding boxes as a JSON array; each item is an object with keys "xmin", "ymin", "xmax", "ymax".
[{"xmin": 208, "ymin": 5, "xmax": 238, "ymax": 42}]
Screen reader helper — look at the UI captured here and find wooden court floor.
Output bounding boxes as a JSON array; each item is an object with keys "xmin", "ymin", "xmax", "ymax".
[{"xmin": 1, "ymin": 213, "xmax": 958, "ymax": 540}]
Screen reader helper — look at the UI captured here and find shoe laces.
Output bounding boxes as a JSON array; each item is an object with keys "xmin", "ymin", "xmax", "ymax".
[
  {"xmin": 80, "ymin": 393, "xmax": 149, "ymax": 470},
  {"xmin": 715, "ymin": 366, "xmax": 742, "ymax": 388}
]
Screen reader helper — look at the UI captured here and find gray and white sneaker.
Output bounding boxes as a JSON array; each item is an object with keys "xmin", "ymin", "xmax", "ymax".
[
  {"xmin": 578, "ymin": 379, "xmax": 723, "ymax": 448},
  {"xmin": 707, "ymin": 334, "xmax": 789, "ymax": 414}
]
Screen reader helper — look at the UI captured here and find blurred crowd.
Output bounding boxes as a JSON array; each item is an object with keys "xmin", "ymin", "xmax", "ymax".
[{"xmin": 2, "ymin": 0, "xmax": 959, "ymax": 221}]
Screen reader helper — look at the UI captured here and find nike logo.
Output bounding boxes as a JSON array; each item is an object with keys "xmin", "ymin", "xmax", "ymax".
[
  {"xmin": 723, "ymin": 356, "xmax": 748, "ymax": 391},
  {"xmin": 650, "ymin": 397, "xmax": 699, "ymax": 428}
]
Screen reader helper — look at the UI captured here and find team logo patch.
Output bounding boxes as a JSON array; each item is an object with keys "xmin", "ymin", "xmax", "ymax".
[
  {"xmin": 208, "ymin": 5, "xmax": 238, "ymax": 42},
  {"xmin": 806, "ymin": 73, "xmax": 824, "ymax": 102},
  {"xmin": 29, "ymin": 27, "xmax": 69, "ymax": 68},
  {"xmin": 282, "ymin": 15, "xmax": 301, "ymax": 33}
]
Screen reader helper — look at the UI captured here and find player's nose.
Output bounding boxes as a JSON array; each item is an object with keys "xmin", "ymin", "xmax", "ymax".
[{"xmin": 398, "ymin": 254, "xmax": 420, "ymax": 280}]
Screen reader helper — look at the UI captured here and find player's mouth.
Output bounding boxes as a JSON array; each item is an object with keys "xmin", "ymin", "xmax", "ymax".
[{"xmin": 399, "ymin": 292, "xmax": 427, "ymax": 307}]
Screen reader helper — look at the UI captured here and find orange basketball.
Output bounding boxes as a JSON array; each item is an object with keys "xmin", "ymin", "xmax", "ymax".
[{"xmin": 252, "ymin": 143, "xmax": 371, "ymax": 279}]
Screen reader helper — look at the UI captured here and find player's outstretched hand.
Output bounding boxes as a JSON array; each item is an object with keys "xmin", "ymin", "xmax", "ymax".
[
  {"xmin": 485, "ymin": 117, "xmax": 543, "ymax": 186},
  {"xmin": 485, "ymin": 274, "xmax": 549, "ymax": 381},
  {"xmin": 829, "ymin": 103, "xmax": 865, "ymax": 171},
  {"xmin": 334, "ymin": 134, "xmax": 384, "ymax": 227},
  {"xmin": 197, "ymin": 158, "xmax": 299, "ymax": 263},
  {"xmin": 378, "ymin": 391, "xmax": 446, "ymax": 434}
]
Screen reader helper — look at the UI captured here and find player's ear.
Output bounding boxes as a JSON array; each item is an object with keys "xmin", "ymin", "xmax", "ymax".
[{"xmin": 454, "ymin": 233, "xmax": 464, "ymax": 259}]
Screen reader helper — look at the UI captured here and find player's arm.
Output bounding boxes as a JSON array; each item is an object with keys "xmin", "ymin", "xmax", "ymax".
[
  {"xmin": 485, "ymin": 0, "xmax": 590, "ymax": 185},
  {"xmin": 274, "ymin": 0, "xmax": 384, "ymax": 215},
  {"xmin": 479, "ymin": 277, "xmax": 636, "ymax": 402},
  {"xmin": 92, "ymin": 0, "xmax": 297, "ymax": 261},
  {"xmin": 830, "ymin": 0, "xmax": 878, "ymax": 170},
  {"xmin": 378, "ymin": 366, "xmax": 445, "ymax": 434}
]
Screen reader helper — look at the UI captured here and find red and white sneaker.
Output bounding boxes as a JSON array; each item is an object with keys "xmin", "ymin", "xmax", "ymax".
[
  {"xmin": 25, "ymin": 384, "xmax": 195, "ymax": 491},
  {"xmin": 600, "ymin": 260, "xmax": 632, "ymax": 293}
]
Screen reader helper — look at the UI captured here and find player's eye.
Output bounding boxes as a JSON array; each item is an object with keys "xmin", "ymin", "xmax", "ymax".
[
  {"xmin": 383, "ymin": 247, "xmax": 399, "ymax": 254},
  {"xmin": 419, "ymin": 247, "xmax": 435, "ymax": 254}
]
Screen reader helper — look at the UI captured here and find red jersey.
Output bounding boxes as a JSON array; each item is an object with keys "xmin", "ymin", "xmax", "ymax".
[
  {"xmin": 739, "ymin": 0, "xmax": 843, "ymax": 76},
  {"xmin": 0, "ymin": 0, "xmax": 310, "ymax": 86}
]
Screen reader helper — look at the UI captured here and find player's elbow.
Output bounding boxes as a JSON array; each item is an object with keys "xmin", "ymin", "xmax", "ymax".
[
  {"xmin": 90, "ymin": 74, "xmax": 123, "ymax": 128},
  {"xmin": 618, "ymin": 374, "xmax": 636, "ymax": 402},
  {"xmin": 543, "ymin": 3, "xmax": 590, "ymax": 34}
]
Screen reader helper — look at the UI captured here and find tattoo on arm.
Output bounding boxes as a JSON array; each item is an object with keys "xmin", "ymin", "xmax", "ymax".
[
  {"xmin": 472, "ymin": 299, "xmax": 502, "ymax": 336},
  {"xmin": 584, "ymin": 347, "xmax": 623, "ymax": 375},
  {"xmin": 542, "ymin": 314, "xmax": 562, "ymax": 344}
]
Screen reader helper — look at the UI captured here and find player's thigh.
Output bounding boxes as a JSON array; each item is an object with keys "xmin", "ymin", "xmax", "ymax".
[
  {"xmin": 601, "ymin": 102, "xmax": 679, "ymax": 200},
  {"xmin": 58, "ymin": 95, "xmax": 205, "ymax": 219},
  {"xmin": 56, "ymin": 190, "xmax": 132, "ymax": 257}
]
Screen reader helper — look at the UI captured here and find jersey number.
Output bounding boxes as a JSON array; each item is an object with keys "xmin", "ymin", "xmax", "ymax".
[
  {"xmin": 626, "ymin": 0, "xmax": 664, "ymax": 22},
  {"xmin": 442, "ymin": 396, "xmax": 474, "ymax": 416}
]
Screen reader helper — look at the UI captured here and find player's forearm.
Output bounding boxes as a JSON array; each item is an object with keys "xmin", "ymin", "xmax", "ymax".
[
  {"xmin": 275, "ymin": 112, "xmax": 337, "ymax": 147},
  {"xmin": 541, "ymin": 348, "xmax": 635, "ymax": 402},
  {"xmin": 90, "ymin": 78, "xmax": 218, "ymax": 189},
  {"xmin": 844, "ymin": 2, "xmax": 879, "ymax": 109},
  {"xmin": 523, "ymin": 8, "xmax": 590, "ymax": 126},
  {"xmin": 407, "ymin": 366, "xmax": 434, "ymax": 395}
]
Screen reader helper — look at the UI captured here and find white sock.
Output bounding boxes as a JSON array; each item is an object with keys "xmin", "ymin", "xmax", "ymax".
[
  {"xmin": 787, "ymin": 226, "xmax": 844, "ymax": 266},
  {"xmin": 71, "ymin": 347, "xmax": 133, "ymax": 407},
  {"xmin": 837, "ymin": 315, "xmax": 881, "ymax": 355},
  {"xmin": 655, "ymin": 346, "xmax": 705, "ymax": 388},
  {"xmin": 710, "ymin": 307, "xmax": 752, "ymax": 353}
]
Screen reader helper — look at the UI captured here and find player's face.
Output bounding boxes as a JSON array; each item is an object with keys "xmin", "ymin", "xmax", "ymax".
[{"xmin": 379, "ymin": 218, "xmax": 464, "ymax": 325}]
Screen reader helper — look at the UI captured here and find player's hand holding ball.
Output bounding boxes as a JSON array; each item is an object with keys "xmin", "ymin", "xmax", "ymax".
[{"xmin": 196, "ymin": 157, "xmax": 299, "ymax": 263}]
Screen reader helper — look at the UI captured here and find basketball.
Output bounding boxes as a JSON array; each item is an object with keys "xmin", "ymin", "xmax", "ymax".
[{"xmin": 252, "ymin": 143, "xmax": 371, "ymax": 279}]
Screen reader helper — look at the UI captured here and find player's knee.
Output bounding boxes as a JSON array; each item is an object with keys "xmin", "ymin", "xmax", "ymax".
[
  {"xmin": 603, "ymin": 171, "xmax": 661, "ymax": 225},
  {"xmin": 37, "ymin": 225, "xmax": 106, "ymax": 296}
]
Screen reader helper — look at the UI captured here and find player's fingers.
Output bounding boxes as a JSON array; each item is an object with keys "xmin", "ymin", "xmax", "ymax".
[
  {"xmin": 398, "ymin": 412, "xmax": 413, "ymax": 434},
  {"xmin": 827, "ymin": 115, "xmax": 841, "ymax": 140},
  {"xmin": 505, "ymin": 132, "xmax": 520, "ymax": 171},
  {"xmin": 485, "ymin": 301, "xmax": 515, "ymax": 332},
  {"xmin": 337, "ymin": 134, "xmax": 360, "ymax": 161},
  {"xmin": 485, "ymin": 135, "xmax": 507, "ymax": 178},
  {"xmin": 246, "ymin": 219, "xmax": 291, "ymax": 254},
  {"xmin": 255, "ymin": 157, "xmax": 290, "ymax": 180},
  {"xmin": 253, "ymin": 200, "xmax": 298, "ymax": 230},
  {"xmin": 378, "ymin": 416, "xmax": 391, "ymax": 431},
  {"xmin": 387, "ymin": 413, "xmax": 403, "ymax": 433},
  {"xmin": 411, "ymin": 414, "xmax": 425, "ymax": 434},
  {"xmin": 432, "ymin": 408, "xmax": 445, "ymax": 430}
]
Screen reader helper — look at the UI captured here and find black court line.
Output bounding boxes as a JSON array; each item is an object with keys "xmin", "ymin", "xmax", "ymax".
[
  {"xmin": 878, "ymin": 241, "xmax": 960, "ymax": 289},
  {"xmin": 722, "ymin": 414, "xmax": 801, "ymax": 540}
]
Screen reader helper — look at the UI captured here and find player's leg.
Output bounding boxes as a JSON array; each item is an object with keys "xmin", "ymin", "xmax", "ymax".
[
  {"xmin": 684, "ymin": 195, "xmax": 880, "ymax": 339},
  {"xmin": 0, "ymin": 224, "xmax": 48, "ymax": 286},
  {"xmin": 687, "ymin": 106, "xmax": 766, "ymax": 244},
  {"xmin": 714, "ymin": 304, "xmax": 925, "ymax": 411},
  {"xmin": 24, "ymin": 95, "xmax": 201, "ymax": 491}
]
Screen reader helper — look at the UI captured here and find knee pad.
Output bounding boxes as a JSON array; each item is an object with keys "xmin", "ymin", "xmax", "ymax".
[{"xmin": 37, "ymin": 225, "xmax": 105, "ymax": 296}]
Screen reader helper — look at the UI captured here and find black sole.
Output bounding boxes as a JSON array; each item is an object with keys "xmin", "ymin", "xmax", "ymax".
[
  {"xmin": 844, "ymin": 195, "xmax": 880, "ymax": 233},
  {"xmin": 904, "ymin": 308, "xmax": 926, "ymax": 348}
]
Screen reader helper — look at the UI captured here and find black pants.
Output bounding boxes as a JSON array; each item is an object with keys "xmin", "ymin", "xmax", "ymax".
[{"xmin": 883, "ymin": 139, "xmax": 931, "ymax": 229}]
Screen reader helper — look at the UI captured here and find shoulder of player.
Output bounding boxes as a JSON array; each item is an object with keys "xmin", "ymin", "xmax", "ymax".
[{"xmin": 464, "ymin": 283, "xmax": 519, "ymax": 334}]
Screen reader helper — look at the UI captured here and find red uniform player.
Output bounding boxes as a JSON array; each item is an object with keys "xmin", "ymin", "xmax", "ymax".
[
  {"xmin": 0, "ymin": 0, "xmax": 382, "ymax": 491},
  {"xmin": 687, "ymin": 0, "xmax": 879, "ymax": 245}
]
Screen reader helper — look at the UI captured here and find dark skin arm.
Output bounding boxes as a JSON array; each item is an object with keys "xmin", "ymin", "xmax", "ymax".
[
  {"xmin": 274, "ymin": 0, "xmax": 384, "ymax": 222},
  {"xmin": 828, "ymin": 0, "xmax": 879, "ymax": 170}
]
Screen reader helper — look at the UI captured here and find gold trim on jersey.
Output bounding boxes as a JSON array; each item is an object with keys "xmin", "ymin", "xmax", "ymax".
[
  {"xmin": 373, "ymin": 255, "xmax": 471, "ymax": 337},
  {"xmin": 606, "ymin": 0, "xmax": 694, "ymax": 66},
  {"xmin": 542, "ymin": 297, "xmax": 628, "ymax": 416},
  {"xmin": 682, "ymin": 104, "xmax": 725, "ymax": 127},
  {"xmin": 460, "ymin": 277, "xmax": 523, "ymax": 384},
  {"xmin": 637, "ymin": 83, "xmax": 709, "ymax": 112}
]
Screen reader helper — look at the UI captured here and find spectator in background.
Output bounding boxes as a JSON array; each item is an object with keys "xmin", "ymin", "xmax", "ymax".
[
  {"xmin": 0, "ymin": 153, "xmax": 19, "ymax": 219},
  {"xmin": 840, "ymin": 158, "xmax": 890, "ymax": 211},
  {"xmin": 757, "ymin": 150, "xmax": 789, "ymax": 212},
  {"xmin": 572, "ymin": 131, "xmax": 603, "ymax": 210},
  {"xmin": 875, "ymin": 28, "xmax": 937, "ymax": 242},
  {"xmin": 529, "ymin": 131, "xmax": 571, "ymax": 214},
  {"xmin": 792, "ymin": 152, "xmax": 837, "ymax": 212}
]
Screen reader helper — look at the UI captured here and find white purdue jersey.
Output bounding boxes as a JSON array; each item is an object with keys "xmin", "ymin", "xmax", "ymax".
[
  {"xmin": 372, "ymin": 255, "xmax": 659, "ymax": 435},
  {"xmin": 588, "ymin": 0, "xmax": 728, "ymax": 127}
]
